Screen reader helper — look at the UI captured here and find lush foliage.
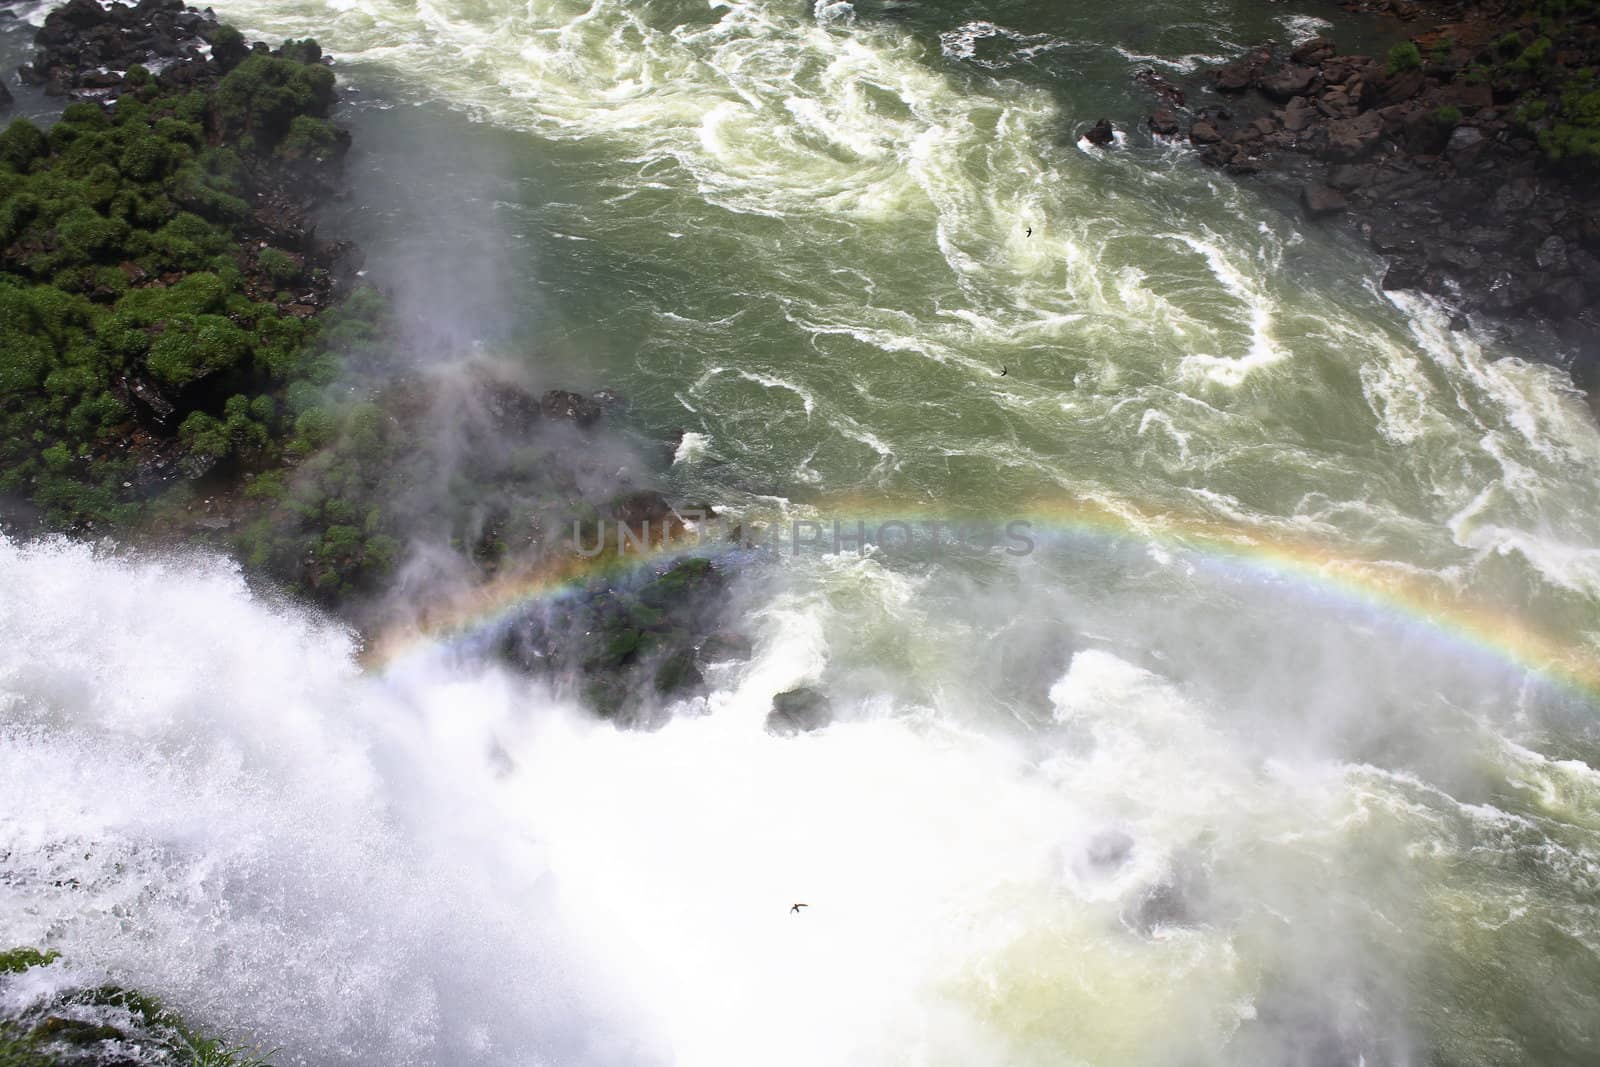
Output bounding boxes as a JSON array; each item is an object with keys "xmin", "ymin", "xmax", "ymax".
[
  {"xmin": 1387, "ymin": 41, "xmax": 1423, "ymax": 75},
  {"xmin": 1539, "ymin": 68, "xmax": 1600, "ymax": 160},
  {"xmin": 0, "ymin": 32, "xmax": 407, "ymax": 601}
]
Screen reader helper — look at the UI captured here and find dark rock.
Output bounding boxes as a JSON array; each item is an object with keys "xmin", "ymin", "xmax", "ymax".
[
  {"xmin": 1134, "ymin": 68, "xmax": 1185, "ymax": 107},
  {"xmin": 1377, "ymin": 68, "xmax": 1425, "ymax": 106},
  {"xmin": 1084, "ymin": 118, "xmax": 1116, "ymax": 147},
  {"xmin": 1189, "ymin": 120, "xmax": 1221, "ymax": 145},
  {"xmin": 1446, "ymin": 124, "xmax": 1485, "ymax": 159},
  {"xmin": 1321, "ymin": 111, "xmax": 1383, "ymax": 161},
  {"xmin": 1494, "ymin": 177, "xmax": 1538, "ymax": 215},
  {"xmin": 1327, "ymin": 163, "xmax": 1373, "ymax": 191},
  {"xmin": 540, "ymin": 389, "xmax": 602, "ymax": 426},
  {"xmin": 1291, "ymin": 36, "xmax": 1337, "ymax": 65},
  {"xmin": 0, "ymin": 79, "xmax": 11, "ymax": 111},
  {"xmin": 1440, "ymin": 80, "xmax": 1494, "ymax": 112},
  {"xmin": 1302, "ymin": 183, "xmax": 1349, "ymax": 217},
  {"xmin": 1536, "ymin": 275, "xmax": 1586, "ymax": 319},
  {"xmin": 1381, "ymin": 257, "xmax": 1426, "ymax": 290},
  {"xmin": 1211, "ymin": 50, "xmax": 1268, "ymax": 92},
  {"xmin": 1430, "ymin": 242, "xmax": 1483, "ymax": 272},
  {"xmin": 1482, "ymin": 272, "xmax": 1533, "ymax": 313},
  {"xmin": 609, "ymin": 489, "xmax": 674, "ymax": 527},
  {"xmin": 653, "ymin": 647, "xmax": 704, "ymax": 695},
  {"xmin": 1283, "ymin": 103, "xmax": 1318, "ymax": 133},
  {"xmin": 1261, "ymin": 64, "xmax": 1316, "ymax": 101},
  {"xmin": 767, "ymin": 687, "xmax": 833, "ymax": 735},
  {"xmin": 1148, "ymin": 108, "xmax": 1180, "ymax": 137},
  {"xmin": 699, "ymin": 630, "xmax": 754, "ymax": 663},
  {"xmin": 1536, "ymin": 235, "xmax": 1568, "ymax": 272}
]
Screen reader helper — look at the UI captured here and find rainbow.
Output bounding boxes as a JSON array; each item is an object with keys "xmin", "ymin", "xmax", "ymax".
[{"xmin": 365, "ymin": 493, "xmax": 1600, "ymax": 704}]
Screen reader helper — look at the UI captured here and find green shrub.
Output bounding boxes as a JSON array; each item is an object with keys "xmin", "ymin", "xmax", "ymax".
[
  {"xmin": 1387, "ymin": 42, "xmax": 1423, "ymax": 75},
  {"xmin": 1538, "ymin": 72, "xmax": 1600, "ymax": 161},
  {"xmin": 57, "ymin": 207, "xmax": 131, "ymax": 263},
  {"xmin": 0, "ymin": 946, "xmax": 59, "ymax": 973},
  {"xmin": 213, "ymin": 54, "xmax": 337, "ymax": 149},
  {"xmin": 257, "ymin": 247, "xmax": 299, "ymax": 287},
  {"xmin": 0, "ymin": 119, "xmax": 48, "ymax": 171},
  {"xmin": 1433, "ymin": 105, "xmax": 1463, "ymax": 127},
  {"xmin": 146, "ymin": 314, "xmax": 249, "ymax": 385},
  {"xmin": 276, "ymin": 115, "xmax": 342, "ymax": 163},
  {"xmin": 1510, "ymin": 36, "xmax": 1553, "ymax": 73}
]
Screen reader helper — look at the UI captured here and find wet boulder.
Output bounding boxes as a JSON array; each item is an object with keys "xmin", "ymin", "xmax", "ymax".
[
  {"xmin": 1260, "ymin": 63, "xmax": 1316, "ymax": 102},
  {"xmin": 1084, "ymin": 118, "xmax": 1116, "ymax": 147},
  {"xmin": 1291, "ymin": 36, "xmax": 1337, "ymax": 65},
  {"xmin": 1148, "ymin": 108, "xmax": 1180, "ymax": 137},
  {"xmin": 698, "ymin": 630, "xmax": 754, "ymax": 664},
  {"xmin": 1320, "ymin": 111, "xmax": 1383, "ymax": 161},
  {"xmin": 653, "ymin": 646, "xmax": 704, "ymax": 695},
  {"xmin": 609, "ymin": 488, "xmax": 675, "ymax": 531},
  {"xmin": 1381, "ymin": 256, "xmax": 1426, "ymax": 291},
  {"xmin": 1211, "ymin": 50, "xmax": 1267, "ymax": 92},
  {"xmin": 767, "ymin": 687, "xmax": 833, "ymax": 735},
  {"xmin": 1301, "ymin": 182, "xmax": 1348, "ymax": 218},
  {"xmin": 540, "ymin": 389, "xmax": 602, "ymax": 427},
  {"xmin": 1134, "ymin": 68, "xmax": 1185, "ymax": 108}
]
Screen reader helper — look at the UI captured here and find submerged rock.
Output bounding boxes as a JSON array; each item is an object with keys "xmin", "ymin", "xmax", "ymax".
[
  {"xmin": 767, "ymin": 687, "xmax": 833, "ymax": 735},
  {"xmin": 1148, "ymin": 108, "xmax": 1181, "ymax": 137},
  {"xmin": 540, "ymin": 389, "xmax": 602, "ymax": 427},
  {"xmin": 1084, "ymin": 118, "xmax": 1116, "ymax": 147},
  {"xmin": 1086, "ymin": 829, "xmax": 1135, "ymax": 870},
  {"xmin": 699, "ymin": 629, "xmax": 754, "ymax": 664}
]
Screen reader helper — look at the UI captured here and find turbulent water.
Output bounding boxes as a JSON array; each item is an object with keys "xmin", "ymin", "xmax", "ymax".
[{"xmin": 5, "ymin": 1, "xmax": 1600, "ymax": 1064}]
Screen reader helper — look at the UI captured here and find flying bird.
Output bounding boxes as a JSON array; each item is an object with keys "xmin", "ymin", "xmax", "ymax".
[
  {"xmin": 790, "ymin": 903, "xmax": 808, "ymax": 914},
  {"xmin": 1000, "ymin": 366, "xmax": 1008, "ymax": 377},
  {"xmin": 1025, "ymin": 226, "xmax": 1032, "ymax": 237}
]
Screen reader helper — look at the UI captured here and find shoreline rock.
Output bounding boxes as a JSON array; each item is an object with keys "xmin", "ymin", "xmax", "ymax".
[{"xmin": 1140, "ymin": 0, "xmax": 1600, "ymax": 396}]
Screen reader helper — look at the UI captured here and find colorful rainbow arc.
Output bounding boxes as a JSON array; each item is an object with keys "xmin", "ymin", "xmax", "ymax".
[{"xmin": 363, "ymin": 493, "xmax": 1600, "ymax": 704}]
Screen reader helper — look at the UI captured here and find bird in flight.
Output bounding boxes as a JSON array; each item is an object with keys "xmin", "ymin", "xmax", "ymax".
[
  {"xmin": 1000, "ymin": 366, "xmax": 1008, "ymax": 377},
  {"xmin": 790, "ymin": 903, "xmax": 808, "ymax": 914},
  {"xmin": 1025, "ymin": 226, "xmax": 1033, "ymax": 238}
]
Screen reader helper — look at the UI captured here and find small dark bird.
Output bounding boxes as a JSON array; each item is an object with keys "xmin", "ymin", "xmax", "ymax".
[
  {"xmin": 790, "ymin": 903, "xmax": 808, "ymax": 914},
  {"xmin": 1000, "ymin": 366, "xmax": 1008, "ymax": 377},
  {"xmin": 1025, "ymin": 226, "xmax": 1032, "ymax": 238}
]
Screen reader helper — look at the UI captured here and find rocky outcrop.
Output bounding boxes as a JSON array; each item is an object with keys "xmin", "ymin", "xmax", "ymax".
[
  {"xmin": 24, "ymin": 0, "xmax": 215, "ymax": 95},
  {"xmin": 1141, "ymin": 1, "xmax": 1600, "ymax": 393},
  {"xmin": 767, "ymin": 687, "xmax": 833, "ymax": 735},
  {"xmin": 500, "ymin": 556, "xmax": 743, "ymax": 727}
]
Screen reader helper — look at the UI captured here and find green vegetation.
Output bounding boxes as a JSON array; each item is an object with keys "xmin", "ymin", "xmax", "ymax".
[
  {"xmin": 0, "ymin": 946, "xmax": 273, "ymax": 1067},
  {"xmin": 0, "ymin": 949, "xmax": 59, "ymax": 975},
  {"xmin": 1387, "ymin": 41, "xmax": 1423, "ymax": 75},
  {"xmin": 1509, "ymin": 36, "xmax": 1554, "ymax": 74},
  {"xmin": 0, "ymin": 29, "xmax": 410, "ymax": 602},
  {"xmin": 1538, "ymin": 69, "xmax": 1600, "ymax": 160},
  {"xmin": 1433, "ymin": 105, "xmax": 1464, "ymax": 127}
]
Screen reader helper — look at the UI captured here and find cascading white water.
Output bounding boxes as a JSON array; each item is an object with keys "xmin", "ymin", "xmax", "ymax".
[{"xmin": 6, "ymin": 534, "xmax": 1597, "ymax": 1065}]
